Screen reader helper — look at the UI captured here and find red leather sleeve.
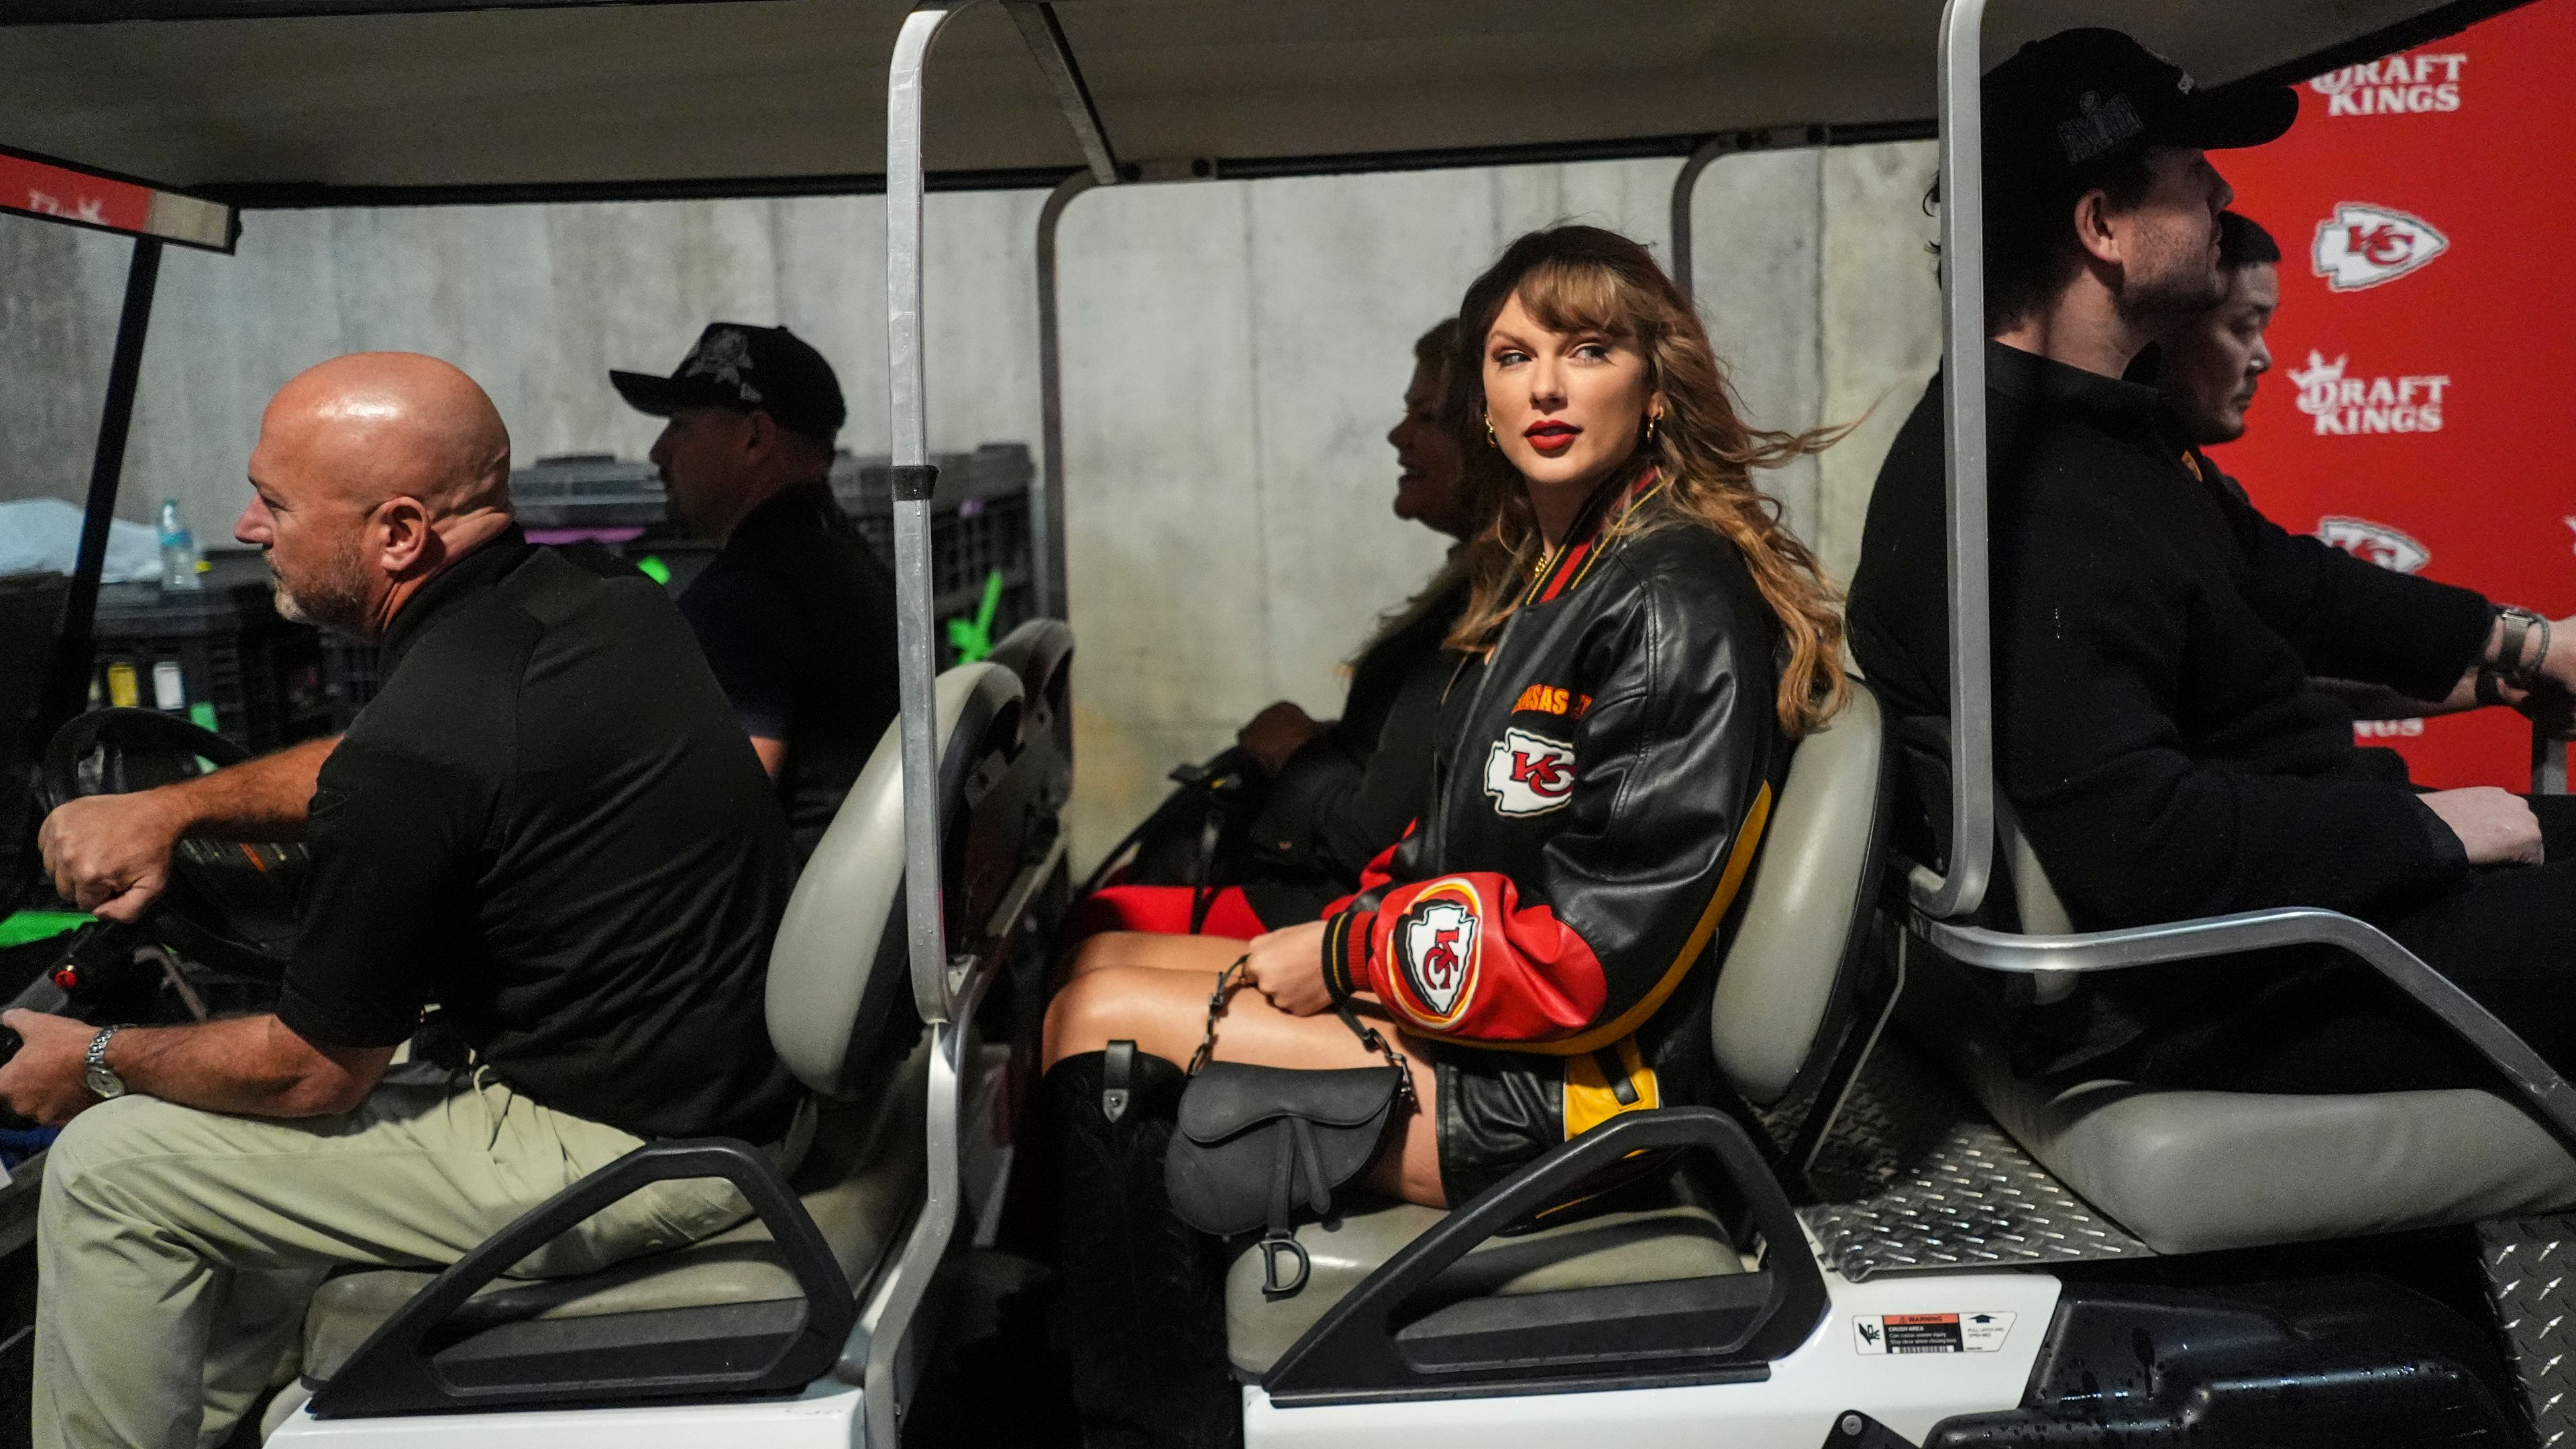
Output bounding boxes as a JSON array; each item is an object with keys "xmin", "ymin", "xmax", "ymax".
[{"xmin": 1325, "ymin": 873, "xmax": 1607, "ymax": 1044}]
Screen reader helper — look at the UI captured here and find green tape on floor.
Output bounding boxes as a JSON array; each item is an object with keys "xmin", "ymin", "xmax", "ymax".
[{"xmin": 0, "ymin": 912, "xmax": 87, "ymax": 949}]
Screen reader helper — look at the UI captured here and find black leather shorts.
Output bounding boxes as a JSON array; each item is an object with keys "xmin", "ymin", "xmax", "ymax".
[{"xmin": 1433, "ymin": 1036, "xmax": 1662, "ymax": 1205}]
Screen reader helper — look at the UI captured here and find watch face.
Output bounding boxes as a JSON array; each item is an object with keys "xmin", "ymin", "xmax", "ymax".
[{"xmin": 84, "ymin": 1065, "xmax": 124, "ymax": 1099}]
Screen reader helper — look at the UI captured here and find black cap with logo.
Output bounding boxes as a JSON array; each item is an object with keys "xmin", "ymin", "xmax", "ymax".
[
  {"xmin": 610, "ymin": 323, "xmax": 847, "ymax": 443},
  {"xmin": 1986, "ymin": 28, "xmax": 2297, "ymax": 174}
]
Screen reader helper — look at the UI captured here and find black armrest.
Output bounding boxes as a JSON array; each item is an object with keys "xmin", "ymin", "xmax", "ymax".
[
  {"xmin": 1262, "ymin": 1107, "xmax": 1826, "ymax": 1405},
  {"xmin": 309, "ymin": 1137, "xmax": 854, "ymax": 1418}
]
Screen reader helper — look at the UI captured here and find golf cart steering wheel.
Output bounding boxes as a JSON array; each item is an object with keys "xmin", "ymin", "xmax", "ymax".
[{"xmin": 39, "ymin": 708, "xmax": 306, "ymax": 978}]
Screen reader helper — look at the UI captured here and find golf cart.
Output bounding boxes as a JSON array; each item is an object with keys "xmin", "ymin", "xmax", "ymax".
[{"xmin": 5, "ymin": 0, "xmax": 2569, "ymax": 1444}]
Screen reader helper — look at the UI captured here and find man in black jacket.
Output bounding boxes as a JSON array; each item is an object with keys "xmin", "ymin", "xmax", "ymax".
[
  {"xmin": 615, "ymin": 323, "xmax": 899, "ymax": 867},
  {"xmin": 1847, "ymin": 29, "xmax": 2576, "ymax": 1088}
]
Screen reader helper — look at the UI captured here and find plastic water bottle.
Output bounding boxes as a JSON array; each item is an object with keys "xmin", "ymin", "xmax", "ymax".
[{"xmin": 158, "ymin": 499, "xmax": 201, "ymax": 592}]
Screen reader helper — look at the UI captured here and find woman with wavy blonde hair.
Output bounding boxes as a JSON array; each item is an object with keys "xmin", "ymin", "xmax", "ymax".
[{"xmin": 1030, "ymin": 226, "xmax": 1845, "ymax": 1446}]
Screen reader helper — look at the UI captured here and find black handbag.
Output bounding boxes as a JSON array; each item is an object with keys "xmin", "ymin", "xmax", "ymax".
[
  {"xmin": 1157, "ymin": 959, "xmax": 1414, "ymax": 1298},
  {"xmin": 1076, "ymin": 749, "xmax": 1267, "ymax": 904}
]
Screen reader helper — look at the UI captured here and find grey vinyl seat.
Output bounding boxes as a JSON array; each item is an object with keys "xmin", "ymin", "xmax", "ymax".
[
  {"xmin": 1919, "ymin": 806, "xmax": 2576, "ymax": 1257},
  {"xmin": 300, "ymin": 663, "xmax": 1027, "ymax": 1388},
  {"xmin": 1225, "ymin": 681, "xmax": 1894, "ymax": 1375}
]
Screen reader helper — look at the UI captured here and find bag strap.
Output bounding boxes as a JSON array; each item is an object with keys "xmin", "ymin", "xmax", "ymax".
[
  {"xmin": 1187, "ymin": 955, "xmax": 1416, "ymax": 1108},
  {"xmin": 1331, "ymin": 1002, "xmax": 1416, "ymax": 1108},
  {"xmin": 1185, "ymin": 958, "xmax": 1250, "ymax": 1076}
]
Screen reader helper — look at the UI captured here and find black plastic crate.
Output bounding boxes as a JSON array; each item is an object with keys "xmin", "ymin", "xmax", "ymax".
[
  {"xmin": 317, "ymin": 635, "xmax": 383, "ymax": 733},
  {"xmin": 511, "ymin": 455, "xmax": 663, "ymax": 530},
  {"xmin": 87, "ymin": 568, "xmax": 317, "ymax": 753}
]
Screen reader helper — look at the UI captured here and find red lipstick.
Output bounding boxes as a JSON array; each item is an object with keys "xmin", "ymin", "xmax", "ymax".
[{"xmin": 1523, "ymin": 419, "xmax": 1579, "ymax": 456}]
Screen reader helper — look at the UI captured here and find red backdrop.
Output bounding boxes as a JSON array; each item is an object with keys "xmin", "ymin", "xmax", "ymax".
[{"xmin": 2210, "ymin": 0, "xmax": 2576, "ymax": 788}]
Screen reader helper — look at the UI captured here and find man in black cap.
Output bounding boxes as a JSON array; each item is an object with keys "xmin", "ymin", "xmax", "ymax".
[
  {"xmin": 1848, "ymin": 30, "xmax": 2576, "ymax": 1091},
  {"xmin": 614, "ymin": 323, "xmax": 900, "ymax": 866}
]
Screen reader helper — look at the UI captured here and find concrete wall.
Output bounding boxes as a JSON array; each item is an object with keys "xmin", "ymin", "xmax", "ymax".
[{"xmin": 0, "ymin": 142, "xmax": 1938, "ymax": 867}]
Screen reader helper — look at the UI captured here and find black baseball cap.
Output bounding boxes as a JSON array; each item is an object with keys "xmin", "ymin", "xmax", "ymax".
[
  {"xmin": 1986, "ymin": 28, "xmax": 2296, "ymax": 174},
  {"xmin": 611, "ymin": 323, "xmax": 847, "ymax": 443}
]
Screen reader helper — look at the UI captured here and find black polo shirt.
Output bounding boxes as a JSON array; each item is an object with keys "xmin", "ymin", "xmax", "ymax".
[
  {"xmin": 1846, "ymin": 340, "xmax": 2489, "ymax": 930},
  {"xmin": 678, "ymin": 480, "xmax": 900, "ymax": 866},
  {"xmin": 279, "ymin": 530, "xmax": 800, "ymax": 1143}
]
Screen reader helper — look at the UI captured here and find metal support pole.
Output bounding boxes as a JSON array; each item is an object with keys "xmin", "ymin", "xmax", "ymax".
[
  {"xmin": 1911, "ymin": 0, "xmax": 1994, "ymax": 919},
  {"xmin": 1003, "ymin": 1, "xmax": 1120, "ymax": 186},
  {"xmin": 871, "ymin": 7, "xmax": 965, "ymax": 1442},
  {"xmin": 1666, "ymin": 134, "xmax": 1734, "ymax": 297},
  {"xmin": 888, "ymin": 1, "xmax": 961, "ymax": 1027},
  {"xmin": 40, "ymin": 236, "xmax": 163, "ymax": 742},
  {"xmin": 1670, "ymin": 126, "xmax": 1829, "ymax": 297},
  {"xmin": 1031, "ymin": 169, "xmax": 1097, "ymax": 621}
]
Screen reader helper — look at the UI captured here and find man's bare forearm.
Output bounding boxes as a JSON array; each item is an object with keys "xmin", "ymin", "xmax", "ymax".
[
  {"xmin": 105, "ymin": 1012, "xmax": 389, "ymax": 1118},
  {"xmin": 168, "ymin": 735, "xmax": 339, "ymax": 839}
]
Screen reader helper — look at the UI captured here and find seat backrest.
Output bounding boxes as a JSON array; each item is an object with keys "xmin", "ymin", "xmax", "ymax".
[
  {"xmin": 1708, "ymin": 679, "xmax": 1893, "ymax": 1108},
  {"xmin": 986, "ymin": 617, "xmax": 1074, "ymax": 810},
  {"xmin": 764, "ymin": 662, "xmax": 1023, "ymax": 1099}
]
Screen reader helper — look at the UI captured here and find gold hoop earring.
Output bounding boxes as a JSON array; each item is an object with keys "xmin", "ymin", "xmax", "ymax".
[
  {"xmin": 1644, "ymin": 411, "xmax": 1662, "ymax": 445},
  {"xmin": 1483, "ymin": 415, "xmax": 1499, "ymax": 449}
]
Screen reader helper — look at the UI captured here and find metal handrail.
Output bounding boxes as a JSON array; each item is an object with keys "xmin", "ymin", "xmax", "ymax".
[
  {"xmin": 1913, "ymin": 0, "xmax": 1994, "ymax": 920},
  {"xmin": 1033, "ymin": 168, "xmax": 1101, "ymax": 621},
  {"xmin": 873, "ymin": 10, "xmax": 966, "ymax": 1445},
  {"xmin": 1915, "ymin": 906, "xmax": 2576, "ymax": 1149}
]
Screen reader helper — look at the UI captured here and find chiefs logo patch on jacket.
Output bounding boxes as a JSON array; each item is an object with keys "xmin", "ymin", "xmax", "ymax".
[
  {"xmin": 1483, "ymin": 728, "xmax": 1576, "ymax": 816},
  {"xmin": 1393, "ymin": 885, "xmax": 1482, "ymax": 1024}
]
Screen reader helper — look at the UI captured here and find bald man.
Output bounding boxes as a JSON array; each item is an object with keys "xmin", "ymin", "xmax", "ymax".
[{"xmin": 10, "ymin": 354, "xmax": 799, "ymax": 1449}]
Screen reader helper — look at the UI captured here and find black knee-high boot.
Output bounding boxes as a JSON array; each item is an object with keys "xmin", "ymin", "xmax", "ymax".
[{"xmin": 1029, "ymin": 1049, "xmax": 1239, "ymax": 1449}]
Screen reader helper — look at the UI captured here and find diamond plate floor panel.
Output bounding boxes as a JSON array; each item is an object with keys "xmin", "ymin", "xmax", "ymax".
[
  {"xmin": 1795, "ymin": 1039, "xmax": 2153, "ymax": 1282},
  {"xmin": 2479, "ymin": 1214, "xmax": 2576, "ymax": 1446}
]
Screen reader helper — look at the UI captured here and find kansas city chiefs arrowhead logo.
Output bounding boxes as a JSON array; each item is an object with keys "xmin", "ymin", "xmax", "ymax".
[
  {"xmin": 1396, "ymin": 895, "xmax": 1479, "ymax": 1022},
  {"xmin": 2312, "ymin": 203, "xmax": 2448, "ymax": 291},
  {"xmin": 2317, "ymin": 515, "xmax": 2430, "ymax": 574},
  {"xmin": 1484, "ymin": 727, "xmax": 1576, "ymax": 817}
]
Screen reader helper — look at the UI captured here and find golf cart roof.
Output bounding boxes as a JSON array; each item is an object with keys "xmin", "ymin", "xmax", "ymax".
[{"xmin": 1, "ymin": 0, "xmax": 2517, "ymax": 207}]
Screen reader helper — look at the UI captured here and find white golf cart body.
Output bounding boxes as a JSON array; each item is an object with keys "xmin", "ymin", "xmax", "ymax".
[{"xmin": 9, "ymin": 0, "xmax": 2571, "ymax": 1445}]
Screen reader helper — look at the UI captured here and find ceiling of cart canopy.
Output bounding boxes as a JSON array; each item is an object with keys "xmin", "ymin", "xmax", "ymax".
[{"xmin": 0, "ymin": 0, "xmax": 2514, "ymax": 204}]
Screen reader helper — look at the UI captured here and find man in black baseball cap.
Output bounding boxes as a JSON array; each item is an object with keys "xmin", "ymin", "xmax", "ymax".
[
  {"xmin": 616, "ymin": 323, "xmax": 900, "ymax": 868},
  {"xmin": 1974, "ymin": 26, "xmax": 2297, "ymax": 344},
  {"xmin": 1852, "ymin": 31, "xmax": 2576, "ymax": 1101}
]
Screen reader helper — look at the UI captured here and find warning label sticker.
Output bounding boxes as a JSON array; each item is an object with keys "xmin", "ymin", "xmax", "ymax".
[{"xmin": 1851, "ymin": 1311, "xmax": 2015, "ymax": 1355}]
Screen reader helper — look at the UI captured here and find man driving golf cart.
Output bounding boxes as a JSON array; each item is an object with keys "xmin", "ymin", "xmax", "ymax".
[
  {"xmin": 1849, "ymin": 27, "xmax": 2576, "ymax": 1090},
  {"xmin": 9, "ymin": 354, "xmax": 797, "ymax": 1449}
]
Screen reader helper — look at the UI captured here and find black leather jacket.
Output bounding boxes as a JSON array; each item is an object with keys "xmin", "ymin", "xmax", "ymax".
[{"xmin": 1322, "ymin": 478, "xmax": 1788, "ymax": 1104}]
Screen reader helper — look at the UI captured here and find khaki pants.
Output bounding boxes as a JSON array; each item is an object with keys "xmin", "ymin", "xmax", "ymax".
[{"xmin": 34, "ymin": 1062, "xmax": 756, "ymax": 1449}]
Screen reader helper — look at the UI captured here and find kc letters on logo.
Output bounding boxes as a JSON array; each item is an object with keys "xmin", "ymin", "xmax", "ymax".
[
  {"xmin": 1485, "ymin": 727, "xmax": 1578, "ymax": 817},
  {"xmin": 2312, "ymin": 203, "xmax": 2449, "ymax": 290},
  {"xmin": 1396, "ymin": 894, "xmax": 1480, "ymax": 1022}
]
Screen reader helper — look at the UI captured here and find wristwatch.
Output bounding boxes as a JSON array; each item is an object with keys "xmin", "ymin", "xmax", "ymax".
[{"xmin": 84, "ymin": 1026, "xmax": 129, "ymax": 1102}]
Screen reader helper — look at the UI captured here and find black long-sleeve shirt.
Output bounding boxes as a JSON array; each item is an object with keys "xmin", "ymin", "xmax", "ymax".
[
  {"xmin": 1238, "ymin": 574, "xmax": 1468, "ymax": 927},
  {"xmin": 1847, "ymin": 341, "xmax": 2487, "ymax": 930}
]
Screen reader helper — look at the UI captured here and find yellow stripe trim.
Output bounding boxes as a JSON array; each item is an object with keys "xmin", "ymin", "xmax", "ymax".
[
  {"xmin": 1562, "ymin": 1037, "xmax": 1662, "ymax": 1139},
  {"xmin": 1505, "ymin": 779, "xmax": 1772, "ymax": 1058}
]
